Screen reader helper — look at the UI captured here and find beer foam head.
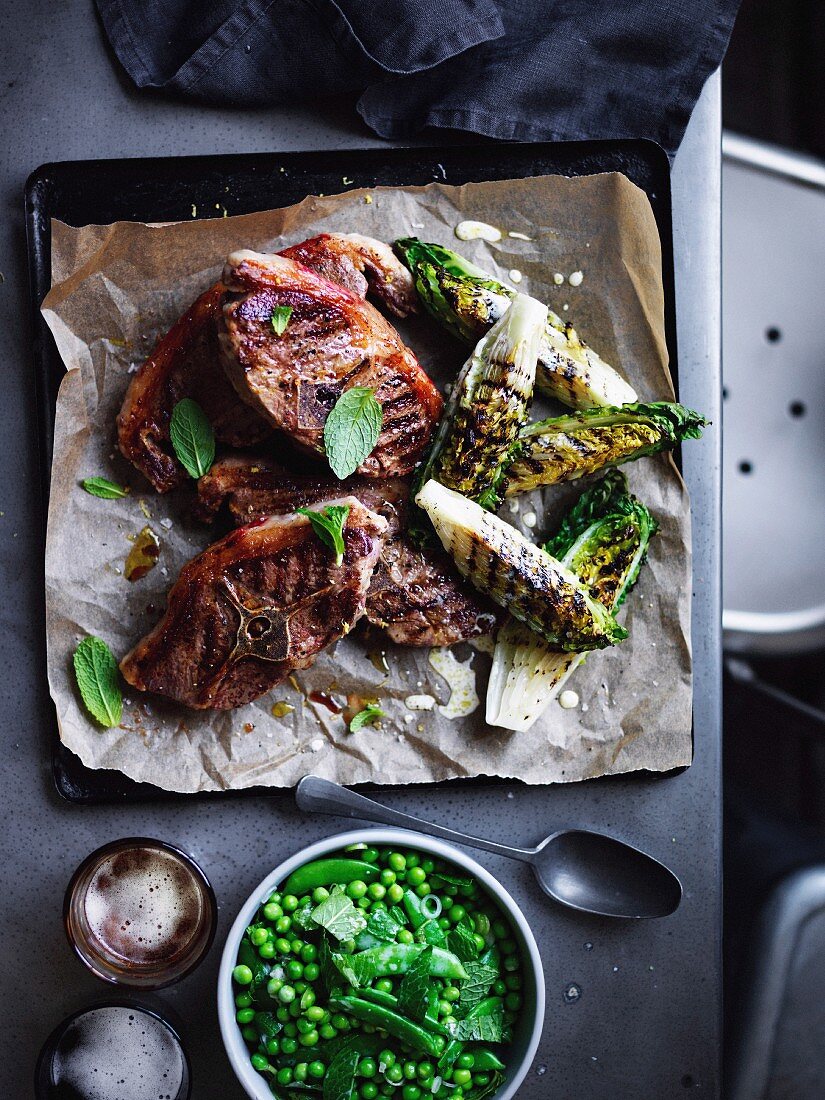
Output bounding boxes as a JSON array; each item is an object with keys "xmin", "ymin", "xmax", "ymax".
[
  {"xmin": 83, "ymin": 847, "xmax": 203, "ymax": 967},
  {"xmin": 52, "ymin": 1006, "xmax": 186, "ymax": 1100}
]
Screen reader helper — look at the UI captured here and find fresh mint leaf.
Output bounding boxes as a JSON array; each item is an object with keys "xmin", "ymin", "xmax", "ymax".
[
  {"xmin": 297, "ymin": 504, "xmax": 350, "ymax": 567},
  {"xmin": 169, "ymin": 398, "xmax": 215, "ymax": 479},
  {"xmin": 349, "ymin": 703, "xmax": 385, "ymax": 733},
  {"xmin": 453, "ymin": 1002, "xmax": 504, "ymax": 1043},
  {"xmin": 366, "ymin": 909, "xmax": 400, "ymax": 943},
  {"xmin": 81, "ymin": 476, "xmax": 130, "ymax": 499},
  {"xmin": 389, "ymin": 906, "xmax": 406, "ymax": 927},
  {"xmin": 429, "ymin": 871, "xmax": 474, "ymax": 888},
  {"xmin": 416, "ymin": 919, "xmax": 446, "ymax": 947},
  {"xmin": 312, "ymin": 893, "xmax": 368, "ymax": 942},
  {"xmin": 292, "ymin": 905, "xmax": 316, "ymax": 931},
  {"xmin": 271, "ymin": 305, "xmax": 293, "ymax": 335},
  {"xmin": 323, "ymin": 1046, "xmax": 359, "ymax": 1100},
  {"xmin": 323, "ymin": 387, "xmax": 383, "ymax": 480},
  {"xmin": 447, "ymin": 919, "xmax": 479, "ymax": 962},
  {"xmin": 256, "ymin": 1012, "xmax": 282, "ymax": 1038},
  {"xmin": 396, "ymin": 945, "xmax": 432, "ymax": 1022},
  {"xmin": 454, "ymin": 962, "xmax": 497, "ymax": 1018},
  {"xmin": 73, "ymin": 636, "xmax": 122, "ymax": 727}
]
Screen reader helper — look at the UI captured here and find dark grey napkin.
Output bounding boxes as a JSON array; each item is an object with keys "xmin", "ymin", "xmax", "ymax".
[{"xmin": 96, "ymin": 0, "xmax": 740, "ymax": 155}]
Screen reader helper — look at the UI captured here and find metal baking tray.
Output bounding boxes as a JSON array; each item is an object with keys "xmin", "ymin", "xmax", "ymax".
[{"xmin": 25, "ymin": 139, "xmax": 676, "ymax": 803}]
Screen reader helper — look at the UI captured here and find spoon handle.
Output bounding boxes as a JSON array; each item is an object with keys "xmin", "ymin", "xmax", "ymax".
[{"xmin": 296, "ymin": 777, "xmax": 535, "ymax": 864}]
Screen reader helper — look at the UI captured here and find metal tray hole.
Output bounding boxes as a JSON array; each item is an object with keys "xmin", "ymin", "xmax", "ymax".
[
  {"xmin": 789, "ymin": 401, "xmax": 806, "ymax": 418},
  {"xmin": 765, "ymin": 326, "xmax": 782, "ymax": 343},
  {"xmin": 738, "ymin": 460, "xmax": 754, "ymax": 475}
]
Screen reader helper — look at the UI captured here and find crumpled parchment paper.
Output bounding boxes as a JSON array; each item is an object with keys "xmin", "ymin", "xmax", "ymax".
[{"xmin": 42, "ymin": 172, "xmax": 692, "ymax": 792}]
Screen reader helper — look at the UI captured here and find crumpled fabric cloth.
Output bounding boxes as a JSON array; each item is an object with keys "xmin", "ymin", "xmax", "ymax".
[{"xmin": 96, "ymin": 0, "xmax": 740, "ymax": 155}]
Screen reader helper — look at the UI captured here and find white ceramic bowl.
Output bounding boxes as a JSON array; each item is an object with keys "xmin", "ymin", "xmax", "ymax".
[{"xmin": 218, "ymin": 827, "xmax": 545, "ymax": 1100}]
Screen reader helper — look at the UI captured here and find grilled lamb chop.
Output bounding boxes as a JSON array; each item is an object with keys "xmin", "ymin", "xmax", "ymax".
[
  {"xmin": 195, "ymin": 456, "xmax": 499, "ymax": 647},
  {"xmin": 117, "ymin": 283, "xmax": 273, "ymax": 493},
  {"xmin": 120, "ymin": 496, "xmax": 386, "ymax": 709},
  {"xmin": 220, "ymin": 250, "xmax": 442, "ymax": 477},
  {"xmin": 280, "ymin": 233, "xmax": 418, "ymax": 318},
  {"xmin": 118, "ymin": 235, "xmax": 429, "ymax": 492}
]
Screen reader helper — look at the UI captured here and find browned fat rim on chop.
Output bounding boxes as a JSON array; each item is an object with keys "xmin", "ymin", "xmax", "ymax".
[
  {"xmin": 120, "ymin": 497, "xmax": 388, "ymax": 709},
  {"xmin": 219, "ymin": 250, "xmax": 443, "ymax": 478}
]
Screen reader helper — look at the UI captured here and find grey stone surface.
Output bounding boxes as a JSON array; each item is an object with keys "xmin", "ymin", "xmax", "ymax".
[{"xmin": 0, "ymin": 4, "xmax": 722, "ymax": 1096}]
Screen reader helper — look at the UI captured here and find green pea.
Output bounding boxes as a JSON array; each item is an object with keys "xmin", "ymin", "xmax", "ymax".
[
  {"xmin": 402, "ymin": 1086, "xmax": 422, "ymax": 1100},
  {"xmin": 241, "ymin": 1025, "xmax": 257, "ymax": 1043},
  {"xmin": 295, "ymin": 980, "xmax": 307, "ymax": 993},
  {"xmin": 358, "ymin": 1057, "xmax": 378, "ymax": 1078},
  {"xmin": 500, "ymin": 937, "xmax": 516, "ymax": 954},
  {"xmin": 276, "ymin": 1067, "xmax": 293, "ymax": 1086},
  {"xmin": 455, "ymin": 1053, "xmax": 475, "ymax": 1070},
  {"xmin": 379, "ymin": 869, "xmax": 396, "ymax": 887},
  {"xmin": 301, "ymin": 988, "xmax": 316, "ymax": 1010},
  {"xmin": 414, "ymin": 882, "xmax": 431, "ymax": 899},
  {"xmin": 276, "ymin": 1007, "xmax": 290, "ymax": 1024},
  {"xmin": 305, "ymin": 1005, "xmax": 325, "ymax": 1023},
  {"xmin": 380, "ymin": 1087, "xmax": 394, "ymax": 1098},
  {"xmin": 362, "ymin": 848, "xmax": 380, "ymax": 864},
  {"xmin": 379, "ymin": 1049, "xmax": 396, "ymax": 1068},
  {"xmin": 281, "ymin": 894, "xmax": 299, "ymax": 912},
  {"xmin": 274, "ymin": 916, "xmax": 291, "ymax": 934},
  {"xmin": 386, "ymin": 1064, "xmax": 404, "ymax": 1084},
  {"xmin": 274, "ymin": 937, "xmax": 291, "ymax": 954},
  {"xmin": 356, "ymin": 896, "xmax": 371, "ymax": 910},
  {"xmin": 250, "ymin": 1052, "xmax": 270, "ymax": 1071},
  {"xmin": 277, "ymin": 985, "xmax": 296, "ymax": 1004},
  {"xmin": 440, "ymin": 895, "xmax": 453, "ymax": 910},
  {"xmin": 263, "ymin": 902, "xmax": 282, "ymax": 921},
  {"xmin": 250, "ymin": 926, "xmax": 268, "ymax": 946},
  {"xmin": 309, "ymin": 1060, "xmax": 326, "ymax": 1079},
  {"xmin": 437, "ymin": 1000, "xmax": 452, "ymax": 1016},
  {"xmin": 474, "ymin": 1073, "xmax": 491, "ymax": 1088},
  {"xmin": 319, "ymin": 1023, "xmax": 338, "ymax": 1040},
  {"xmin": 236, "ymin": 1007, "xmax": 256, "ymax": 1024},
  {"xmin": 299, "ymin": 1029, "xmax": 319, "ymax": 1047},
  {"xmin": 312, "ymin": 886, "xmax": 330, "ymax": 904},
  {"xmin": 259, "ymin": 941, "xmax": 276, "ymax": 959},
  {"xmin": 503, "ymin": 954, "xmax": 520, "ymax": 972},
  {"xmin": 472, "ymin": 934, "xmax": 486, "ymax": 952},
  {"xmin": 232, "ymin": 964, "xmax": 253, "ymax": 985},
  {"xmin": 386, "ymin": 883, "xmax": 405, "ymax": 904},
  {"xmin": 447, "ymin": 905, "xmax": 466, "ymax": 925},
  {"xmin": 417, "ymin": 1062, "xmax": 435, "ymax": 1080},
  {"xmin": 367, "ymin": 882, "xmax": 386, "ymax": 901},
  {"xmin": 360, "ymin": 1085, "xmax": 379, "ymax": 1099},
  {"xmin": 407, "ymin": 866, "xmax": 426, "ymax": 887},
  {"xmin": 347, "ymin": 879, "xmax": 368, "ymax": 900},
  {"xmin": 265, "ymin": 1036, "xmax": 280, "ymax": 1055},
  {"xmin": 341, "ymin": 938, "xmax": 357, "ymax": 953},
  {"xmin": 301, "ymin": 943, "xmax": 317, "ymax": 963},
  {"xmin": 304, "ymin": 963, "xmax": 320, "ymax": 981},
  {"xmin": 281, "ymin": 1037, "xmax": 298, "ymax": 1054},
  {"xmin": 442, "ymin": 985, "xmax": 460, "ymax": 1002},
  {"xmin": 505, "ymin": 991, "xmax": 522, "ymax": 1011},
  {"xmin": 296, "ymin": 1016, "xmax": 315, "ymax": 1035},
  {"xmin": 473, "ymin": 913, "xmax": 491, "ymax": 937},
  {"xmin": 388, "ymin": 852, "xmax": 407, "ymax": 872},
  {"xmin": 405, "ymin": 853, "xmax": 420, "ymax": 868},
  {"xmin": 375, "ymin": 978, "xmax": 394, "ymax": 993},
  {"xmin": 505, "ymin": 974, "xmax": 522, "ymax": 990},
  {"xmin": 438, "ymin": 917, "xmax": 450, "ymax": 931},
  {"xmin": 286, "ymin": 960, "xmax": 304, "ymax": 981},
  {"xmin": 493, "ymin": 979, "xmax": 507, "ymax": 996},
  {"xmin": 452, "ymin": 1069, "xmax": 472, "ymax": 1087},
  {"xmin": 492, "ymin": 919, "xmax": 508, "ymax": 938},
  {"xmin": 403, "ymin": 1060, "xmax": 417, "ymax": 1079},
  {"xmin": 235, "ymin": 992, "xmax": 252, "ymax": 1008},
  {"xmin": 421, "ymin": 859, "xmax": 435, "ymax": 874},
  {"xmin": 330, "ymin": 1013, "xmax": 350, "ymax": 1030},
  {"xmin": 268, "ymin": 891, "xmax": 282, "ymax": 904},
  {"xmin": 397, "ymin": 928, "xmax": 414, "ymax": 945},
  {"xmin": 291, "ymin": 938, "xmax": 304, "ymax": 955},
  {"xmin": 294, "ymin": 1062, "xmax": 308, "ymax": 1082}
]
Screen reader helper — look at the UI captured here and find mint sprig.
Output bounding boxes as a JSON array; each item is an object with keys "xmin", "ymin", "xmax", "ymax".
[
  {"xmin": 270, "ymin": 305, "xmax": 293, "ymax": 335},
  {"xmin": 81, "ymin": 477, "xmax": 130, "ymax": 499},
  {"xmin": 169, "ymin": 398, "xmax": 215, "ymax": 479},
  {"xmin": 349, "ymin": 703, "xmax": 385, "ymax": 732},
  {"xmin": 323, "ymin": 387, "xmax": 383, "ymax": 479},
  {"xmin": 73, "ymin": 636, "xmax": 122, "ymax": 727},
  {"xmin": 297, "ymin": 504, "xmax": 350, "ymax": 567}
]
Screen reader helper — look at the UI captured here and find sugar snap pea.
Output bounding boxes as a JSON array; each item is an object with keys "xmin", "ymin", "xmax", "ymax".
[
  {"xmin": 358, "ymin": 986, "xmax": 449, "ymax": 1036},
  {"xmin": 347, "ymin": 943, "xmax": 467, "ymax": 982},
  {"xmin": 471, "ymin": 1048, "xmax": 507, "ymax": 1071},
  {"xmin": 281, "ymin": 858, "xmax": 379, "ymax": 897},
  {"xmin": 330, "ymin": 996, "xmax": 446, "ymax": 1057}
]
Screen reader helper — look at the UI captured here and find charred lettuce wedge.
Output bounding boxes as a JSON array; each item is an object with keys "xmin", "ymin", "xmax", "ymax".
[
  {"xmin": 415, "ymin": 479, "xmax": 628, "ymax": 652},
  {"xmin": 414, "ymin": 291, "xmax": 545, "ymax": 508},
  {"xmin": 487, "ymin": 471, "xmax": 657, "ymax": 730},
  {"xmin": 504, "ymin": 401, "xmax": 707, "ymax": 495},
  {"xmin": 395, "ymin": 237, "xmax": 637, "ymax": 410}
]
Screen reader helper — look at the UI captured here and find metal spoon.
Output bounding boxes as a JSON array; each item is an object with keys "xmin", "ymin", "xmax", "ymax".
[{"xmin": 296, "ymin": 776, "xmax": 682, "ymax": 919}]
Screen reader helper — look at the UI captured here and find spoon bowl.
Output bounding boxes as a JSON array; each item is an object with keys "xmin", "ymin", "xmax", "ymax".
[
  {"xmin": 532, "ymin": 830, "xmax": 682, "ymax": 918},
  {"xmin": 295, "ymin": 776, "xmax": 682, "ymax": 919}
]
